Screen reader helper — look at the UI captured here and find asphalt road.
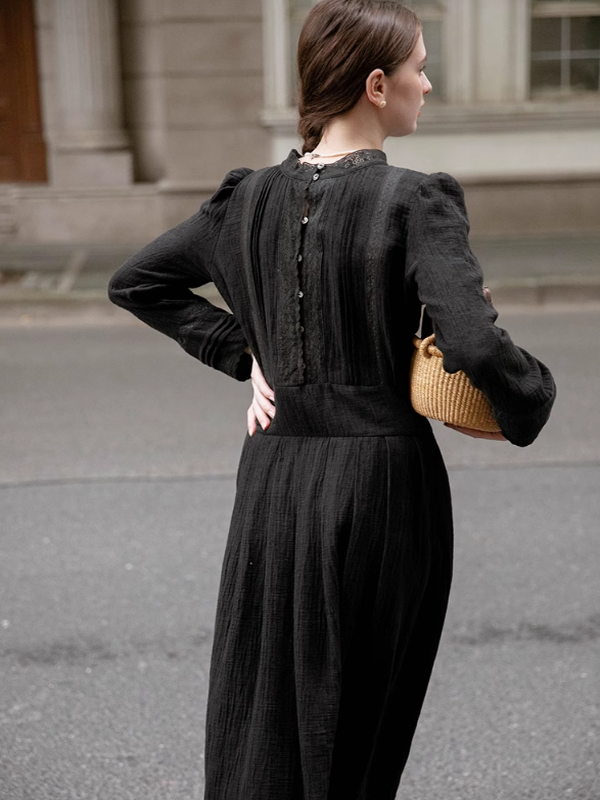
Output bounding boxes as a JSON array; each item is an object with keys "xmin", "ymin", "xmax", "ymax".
[{"xmin": 1, "ymin": 307, "xmax": 599, "ymax": 800}]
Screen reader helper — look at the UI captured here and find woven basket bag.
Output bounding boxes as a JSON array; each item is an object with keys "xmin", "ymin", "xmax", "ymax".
[{"xmin": 410, "ymin": 333, "xmax": 501, "ymax": 432}]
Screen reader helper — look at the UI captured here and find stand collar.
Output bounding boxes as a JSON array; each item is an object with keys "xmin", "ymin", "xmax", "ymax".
[{"xmin": 280, "ymin": 148, "xmax": 388, "ymax": 180}]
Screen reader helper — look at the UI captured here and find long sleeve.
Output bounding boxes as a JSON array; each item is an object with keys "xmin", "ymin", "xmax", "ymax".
[
  {"xmin": 405, "ymin": 171, "xmax": 556, "ymax": 447},
  {"xmin": 107, "ymin": 168, "xmax": 254, "ymax": 381}
]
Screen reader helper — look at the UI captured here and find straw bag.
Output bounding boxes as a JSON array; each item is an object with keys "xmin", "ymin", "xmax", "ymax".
[{"xmin": 410, "ymin": 300, "xmax": 501, "ymax": 433}]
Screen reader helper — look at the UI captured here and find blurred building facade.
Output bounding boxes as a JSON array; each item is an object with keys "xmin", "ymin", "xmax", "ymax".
[{"xmin": 1, "ymin": 0, "xmax": 599, "ymax": 244}]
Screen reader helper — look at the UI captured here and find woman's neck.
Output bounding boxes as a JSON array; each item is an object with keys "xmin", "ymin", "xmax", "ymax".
[{"xmin": 300, "ymin": 113, "xmax": 385, "ymax": 164}]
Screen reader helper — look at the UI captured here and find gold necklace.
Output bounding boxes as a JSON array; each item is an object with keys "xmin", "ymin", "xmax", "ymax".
[{"xmin": 305, "ymin": 149, "xmax": 359, "ymax": 160}]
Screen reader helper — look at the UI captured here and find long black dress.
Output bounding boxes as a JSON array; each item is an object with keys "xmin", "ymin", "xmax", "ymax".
[{"xmin": 108, "ymin": 148, "xmax": 556, "ymax": 800}]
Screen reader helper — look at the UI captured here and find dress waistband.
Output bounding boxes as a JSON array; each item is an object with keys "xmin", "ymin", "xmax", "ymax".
[{"xmin": 255, "ymin": 383, "xmax": 430, "ymax": 438}]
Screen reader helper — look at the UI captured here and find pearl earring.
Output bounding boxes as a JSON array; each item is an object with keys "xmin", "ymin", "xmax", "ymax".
[{"xmin": 379, "ymin": 100, "xmax": 387, "ymax": 108}]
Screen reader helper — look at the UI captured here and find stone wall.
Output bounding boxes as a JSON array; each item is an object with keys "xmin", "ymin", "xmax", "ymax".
[
  {"xmin": 10, "ymin": 0, "xmax": 600, "ymax": 242},
  {"xmin": 17, "ymin": 0, "xmax": 269, "ymax": 242},
  {"xmin": 120, "ymin": 0, "xmax": 269, "ymax": 186}
]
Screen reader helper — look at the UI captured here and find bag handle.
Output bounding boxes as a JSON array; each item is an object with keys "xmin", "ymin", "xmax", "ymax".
[{"xmin": 419, "ymin": 286, "xmax": 493, "ymax": 340}]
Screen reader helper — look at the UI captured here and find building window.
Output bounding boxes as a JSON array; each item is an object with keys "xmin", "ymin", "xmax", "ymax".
[
  {"xmin": 531, "ymin": 1, "xmax": 600, "ymax": 97},
  {"xmin": 287, "ymin": 0, "xmax": 446, "ymax": 105}
]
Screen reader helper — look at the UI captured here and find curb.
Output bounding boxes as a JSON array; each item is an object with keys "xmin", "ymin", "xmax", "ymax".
[
  {"xmin": 2, "ymin": 277, "xmax": 600, "ymax": 308},
  {"xmin": 487, "ymin": 275, "xmax": 600, "ymax": 306},
  {"xmin": 0, "ymin": 286, "xmax": 220, "ymax": 304},
  {"xmin": 1, "ymin": 277, "xmax": 600, "ymax": 330}
]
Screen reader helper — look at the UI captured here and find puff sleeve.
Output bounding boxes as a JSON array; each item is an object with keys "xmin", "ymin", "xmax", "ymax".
[
  {"xmin": 107, "ymin": 168, "xmax": 254, "ymax": 381},
  {"xmin": 405, "ymin": 171, "xmax": 556, "ymax": 447}
]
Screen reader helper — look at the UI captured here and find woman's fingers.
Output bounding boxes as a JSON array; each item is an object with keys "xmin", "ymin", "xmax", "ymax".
[
  {"xmin": 250, "ymin": 355, "xmax": 276, "ymax": 419},
  {"xmin": 247, "ymin": 405, "xmax": 257, "ymax": 437},
  {"xmin": 247, "ymin": 402, "xmax": 270, "ymax": 435},
  {"xmin": 251, "ymin": 396, "xmax": 271, "ymax": 432},
  {"xmin": 251, "ymin": 359, "xmax": 275, "ymax": 401},
  {"xmin": 444, "ymin": 422, "xmax": 507, "ymax": 441},
  {"xmin": 252, "ymin": 381, "xmax": 276, "ymax": 418},
  {"xmin": 247, "ymin": 356, "xmax": 275, "ymax": 434}
]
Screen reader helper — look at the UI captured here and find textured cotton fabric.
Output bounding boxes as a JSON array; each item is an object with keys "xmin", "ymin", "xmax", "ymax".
[{"xmin": 108, "ymin": 148, "xmax": 556, "ymax": 800}]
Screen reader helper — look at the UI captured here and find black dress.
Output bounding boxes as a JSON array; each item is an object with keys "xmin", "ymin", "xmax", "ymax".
[{"xmin": 108, "ymin": 148, "xmax": 556, "ymax": 800}]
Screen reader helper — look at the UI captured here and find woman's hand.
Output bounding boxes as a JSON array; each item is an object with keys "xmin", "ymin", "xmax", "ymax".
[
  {"xmin": 444, "ymin": 422, "xmax": 507, "ymax": 441},
  {"xmin": 247, "ymin": 354, "xmax": 276, "ymax": 436}
]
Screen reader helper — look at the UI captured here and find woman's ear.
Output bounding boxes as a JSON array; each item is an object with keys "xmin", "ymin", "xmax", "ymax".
[{"xmin": 365, "ymin": 68, "xmax": 386, "ymax": 107}]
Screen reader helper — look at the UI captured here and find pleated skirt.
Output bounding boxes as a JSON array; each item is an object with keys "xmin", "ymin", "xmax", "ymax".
[{"xmin": 203, "ymin": 418, "xmax": 453, "ymax": 800}]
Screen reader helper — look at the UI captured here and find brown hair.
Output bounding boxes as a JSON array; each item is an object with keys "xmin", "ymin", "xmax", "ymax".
[{"xmin": 297, "ymin": 0, "xmax": 421, "ymax": 154}]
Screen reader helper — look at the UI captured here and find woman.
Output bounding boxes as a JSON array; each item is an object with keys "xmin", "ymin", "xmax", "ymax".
[{"xmin": 108, "ymin": 1, "xmax": 556, "ymax": 797}]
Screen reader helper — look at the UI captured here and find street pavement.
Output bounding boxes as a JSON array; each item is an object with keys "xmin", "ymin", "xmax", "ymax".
[{"xmin": 0, "ymin": 307, "xmax": 599, "ymax": 800}]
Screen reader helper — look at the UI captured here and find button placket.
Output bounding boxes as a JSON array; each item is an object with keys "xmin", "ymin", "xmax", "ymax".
[{"xmin": 294, "ymin": 187, "xmax": 313, "ymax": 381}]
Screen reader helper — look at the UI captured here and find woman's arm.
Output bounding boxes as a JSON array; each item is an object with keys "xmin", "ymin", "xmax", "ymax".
[
  {"xmin": 108, "ymin": 168, "xmax": 253, "ymax": 382},
  {"xmin": 406, "ymin": 172, "xmax": 556, "ymax": 447}
]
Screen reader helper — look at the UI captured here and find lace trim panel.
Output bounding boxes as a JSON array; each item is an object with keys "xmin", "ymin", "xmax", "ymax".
[{"xmin": 296, "ymin": 149, "xmax": 386, "ymax": 170}]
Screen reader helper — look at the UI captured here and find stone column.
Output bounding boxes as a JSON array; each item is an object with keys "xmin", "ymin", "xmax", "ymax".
[
  {"xmin": 472, "ymin": 0, "xmax": 530, "ymax": 104},
  {"xmin": 52, "ymin": 0, "xmax": 132, "ymax": 186}
]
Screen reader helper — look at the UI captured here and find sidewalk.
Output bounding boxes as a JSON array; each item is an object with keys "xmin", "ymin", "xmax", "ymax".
[
  {"xmin": 0, "ymin": 235, "xmax": 599, "ymax": 313},
  {"xmin": 471, "ymin": 233, "xmax": 600, "ymax": 305}
]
